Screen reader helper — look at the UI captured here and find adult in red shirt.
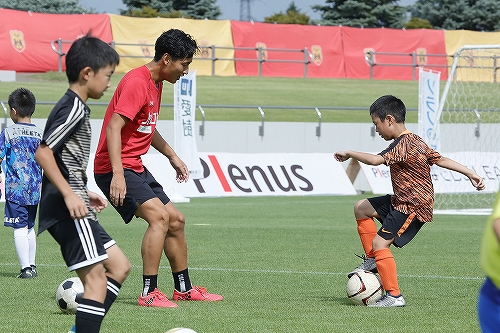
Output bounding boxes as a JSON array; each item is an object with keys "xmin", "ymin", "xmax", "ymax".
[{"xmin": 94, "ymin": 29, "xmax": 222, "ymax": 308}]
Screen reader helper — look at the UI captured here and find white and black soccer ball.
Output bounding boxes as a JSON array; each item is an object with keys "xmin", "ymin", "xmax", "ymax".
[
  {"xmin": 346, "ymin": 270, "xmax": 384, "ymax": 305},
  {"xmin": 55, "ymin": 277, "xmax": 84, "ymax": 314},
  {"xmin": 165, "ymin": 328, "xmax": 197, "ymax": 333}
]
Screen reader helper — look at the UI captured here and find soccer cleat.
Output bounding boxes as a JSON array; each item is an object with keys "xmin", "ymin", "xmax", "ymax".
[
  {"xmin": 30, "ymin": 265, "xmax": 38, "ymax": 277},
  {"xmin": 173, "ymin": 286, "xmax": 223, "ymax": 302},
  {"xmin": 368, "ymin": 293, "xmax": 406, "ymax": 307},
  {"xmin": 67, "ymin": 325, "xmax": 76, "ymax": 333},
  {"xmin": 347, "ymin": 254, "xmax": 377, "ymax": 278},
  {"xmin": 138, "ymin": 288, "xmax": 178, "ymax": 308},
  {"xmin": 17, "ymin": 267, "xmax": 34, "ymax": 279}
]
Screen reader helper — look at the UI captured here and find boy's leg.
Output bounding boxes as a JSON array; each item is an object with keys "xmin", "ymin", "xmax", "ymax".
[
  {"xmin": 373, "ymin": 247, "xmax": 401, "ymax": 296},
  {"xmin": 354, "ymin": 198, "xmax": 379, "ymax": 257},
  {"xmin": 27, "ymin": 227, "xmax": 36, "ymax": 267},
  {"xmin": 102, "ymin": 244, "xmax": 131, "ymax": 313},
  {"xmin": 75, "ymin": 264, "xmax": 107, "ymax": 333},
  {"xmin": 13, "ymin": 227, "xmax": 31, "ymax": 270}
]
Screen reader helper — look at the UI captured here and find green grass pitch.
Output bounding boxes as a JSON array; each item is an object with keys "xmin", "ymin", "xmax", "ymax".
[{"xmin": 0, "ymin": 196, "xmax": 486, "ymax": 332}]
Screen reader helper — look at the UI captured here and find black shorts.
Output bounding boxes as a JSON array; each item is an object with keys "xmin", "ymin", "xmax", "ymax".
[
  {"xmin": 94, "ymin": 167, "xmax": 170, "ymax": 224},
  {"xmin": 48, "ymin": 217, "xmax": 115, "ymax": 271},
  {"xmin": 368, "ymin": 194, "xmax": 424, "ymax": 248}
]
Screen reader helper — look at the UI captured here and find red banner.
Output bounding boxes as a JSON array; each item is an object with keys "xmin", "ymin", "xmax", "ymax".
[
  {"xmin": 341, "ymin": 27, "xmax": 447, "ymax": 80},
  {"xmin": 231, "ymin": 21, "xmax": 345, "ymax": 78},
  {"xmin": 0, "ymin": 9, "xmax": 112, "ymax": 72}
]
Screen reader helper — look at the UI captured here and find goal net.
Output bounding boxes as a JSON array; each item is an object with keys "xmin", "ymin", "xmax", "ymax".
[{"xmin": 432, "ymin": 45, "xmax": 500, "ymax": 214}]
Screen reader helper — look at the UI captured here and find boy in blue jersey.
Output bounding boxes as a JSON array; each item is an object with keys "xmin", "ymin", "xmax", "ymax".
[{"xmin": 0, "ymin": 87, "xmax": 42, "ymax": 279}]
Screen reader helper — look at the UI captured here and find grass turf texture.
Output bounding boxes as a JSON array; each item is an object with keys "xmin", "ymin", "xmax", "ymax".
[
  {"xmin": 0, "ymin": 196, "xmax": 485, "ymax": 332},
  {"xmin": 0, "ymin": 72, "xmax": 421, "ymax": 123}
]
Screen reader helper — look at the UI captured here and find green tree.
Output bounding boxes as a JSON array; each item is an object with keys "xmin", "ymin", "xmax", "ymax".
[
  {"xmin": 0, "ymin": 0, "xmax": 89, "ymax": 13},
  {"xmin": 264, "ymin": 1, "xmax": 310, "ymax": 25},
  {"xmin": 404, "ymin": 17, "xmax": 432, "ymax": 29},
  {"xmin": 122, "ymin": 0, "xmax": 220, "ymax": 19},
  {"xmin": 410, "ymin": 0, "xmax": 500, "ymax": 31},
  {"xmin": 311, "ymin": 0, "xmax": 407, "ymax": 28}
]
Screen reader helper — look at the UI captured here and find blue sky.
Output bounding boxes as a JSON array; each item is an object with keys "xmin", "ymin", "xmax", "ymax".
[{"xmin": 79, "ymin": 0, "xmax": 417, "ymax": 21}]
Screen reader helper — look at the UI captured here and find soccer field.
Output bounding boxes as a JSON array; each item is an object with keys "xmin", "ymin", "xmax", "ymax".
[{"xmin": 0, "ymin": 196, "xmax": 486, "ymax": 333}]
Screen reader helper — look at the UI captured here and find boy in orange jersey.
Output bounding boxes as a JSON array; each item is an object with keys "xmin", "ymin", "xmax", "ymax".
[{"xmin": 334, "ymin": 95, "xmax": 485, "ymax": 307}]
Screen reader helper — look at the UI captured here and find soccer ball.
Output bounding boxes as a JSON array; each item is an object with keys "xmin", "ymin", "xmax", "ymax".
[
  {"xmin": 346, "ymin": 270, "xmax": 384, "ymax": 305},
  {"xmin": 55, "ymin": 277, "xmax": 84, "ymax": 314},
  {"xmin": 165, "ymin": 329, "xmax": 197, "ymax": 333}
]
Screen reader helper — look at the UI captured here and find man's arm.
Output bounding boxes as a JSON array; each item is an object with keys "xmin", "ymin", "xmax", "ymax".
[
  {"xmin": 151, "ymin": 129, "xmax": 189, "ymax": 183},
  {"xmin": 106, "ymin": 113, "xmax": 128, "ymax": 206},
  {"xmin": 35, "ymin": 143, "xmax": 88, "ymax": 219}
]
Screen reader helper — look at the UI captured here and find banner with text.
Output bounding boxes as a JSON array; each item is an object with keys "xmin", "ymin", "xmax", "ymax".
[
  {"xmin": 87, "ymin": 153, "xmax": 357, "ymax": 198},
  {"xmin": 359, "ymin": 151, "xmax": 499, "ymax": 195},
  {"xmin": 418, "ymin": 68, "xmax": 441, "ymax": 151},
  {"xmin": 174, "ymin": 70, "xmax": 203, "ymax": 179}
]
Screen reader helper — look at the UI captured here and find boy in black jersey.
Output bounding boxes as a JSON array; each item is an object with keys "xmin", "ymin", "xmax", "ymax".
[{"xmin": 35, "ymin": 34, "xmax": 130, "ymax": 333}]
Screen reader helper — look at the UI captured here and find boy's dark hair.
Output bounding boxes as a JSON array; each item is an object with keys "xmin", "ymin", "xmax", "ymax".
[
  {"xmin": 154, "ymin": 29, "xmax": 199, "ymax": 62},
  {"xmin": 369, "ymin": 95, "xmax": 406, "ymax": 123},
  {"xmin": 65, "ymin": 33, "xmax": 119, "ymax": 83},
  {"xmin": 8, "ymin": 87, "xmax": 36, "ymax": 117}
]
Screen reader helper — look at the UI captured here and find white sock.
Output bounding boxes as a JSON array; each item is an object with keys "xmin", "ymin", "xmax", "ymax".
[
  {"xmin": 14, "ymin": 227, "xmax": 30, "ymax": 269},
  {"xmin": 27, "ymin": 227, "xmax": 36, "ymax": 267}
]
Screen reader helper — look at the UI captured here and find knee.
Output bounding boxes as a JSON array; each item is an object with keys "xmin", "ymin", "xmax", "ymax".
[
  {"xmin": 353, "ymin": 199, "xmax": 367, "ymax": 218},
  {"xmin": 168, "ymin": 211, "xmax": 185, "ymax": 233},
  {"xmin": 148, "ymin": 210, "xmax": 171, "ymax": 232}
]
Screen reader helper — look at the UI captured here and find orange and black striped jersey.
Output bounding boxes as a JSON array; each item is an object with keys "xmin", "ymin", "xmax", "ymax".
[{"xmin": 380, "ymin": 132, "xmax": 441, "ymax": 223}]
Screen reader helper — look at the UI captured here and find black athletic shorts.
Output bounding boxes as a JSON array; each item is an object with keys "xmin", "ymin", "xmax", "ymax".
[
  {"xmin": 94, "ymin": 167, "xmax": 170, "ymax": 224},
  {"xmin": 48, "ymin": 217, "xmax": 115, "ymax": 271},
  {"xmin": 368, "ymin": 194, "xmax": 424, "ymax": 248}
]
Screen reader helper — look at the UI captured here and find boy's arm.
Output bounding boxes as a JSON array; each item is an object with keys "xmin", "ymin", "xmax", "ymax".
[
  {"xmin": 151, "ymin": 128, "xmax": 189, "ymax": 183},
  {"xmin": 435, "ymin": 156, "xmax": 485, "ymax": 190},
  {"xmin": 35, "ymin": 143, "xmax": 89, "ymax": 219},
  {"xmin": 334, "ymin": 150, "xmax": 385, "ymax": 166}
]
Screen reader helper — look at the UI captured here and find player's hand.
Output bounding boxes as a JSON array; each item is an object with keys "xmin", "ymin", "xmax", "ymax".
[
  {"xmin": 334, "ymin": 151, "xmax": 350, "ymax": 162},
  {"xmin": 470, "ymin": 174, "xmax": 486, "ymax": 191},
  {"xmin": 110, "ymin": 172, "xmax": 126, "ymax": 206},
  {"xmin": 169, "ymin": 155, "xmax": 189, "ymax": 183},
  {"xmin": 63, "ymin": 192, "xmax": 88, "ymax": 220},
  {"xmin": 88, "ymin": 190, "xmax": 108, "ymax": 213}
]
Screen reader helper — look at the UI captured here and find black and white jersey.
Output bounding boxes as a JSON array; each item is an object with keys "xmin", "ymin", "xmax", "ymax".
[{"xmin": 38, "ymin": 89, "xmax": 96, "ymax": 234}]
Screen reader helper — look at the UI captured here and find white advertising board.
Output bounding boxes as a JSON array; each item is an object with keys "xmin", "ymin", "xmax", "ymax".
[{"xmin": 87, "ymin": 152, "xmax": 357, "ymax": 198}]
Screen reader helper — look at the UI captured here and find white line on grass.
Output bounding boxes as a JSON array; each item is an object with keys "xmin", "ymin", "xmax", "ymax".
[{"xmin": 0, "ymin": 262, "xmax": 481, "ymax": 281}]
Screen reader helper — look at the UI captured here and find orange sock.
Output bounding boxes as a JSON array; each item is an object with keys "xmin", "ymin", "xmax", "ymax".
[
  {"xmin": 356, "ymin": 218, "xmax": 377, "ymax": 258},
  {"xmin": 374, "ymin": 248, "xmax": 401, "ymax": 296}
]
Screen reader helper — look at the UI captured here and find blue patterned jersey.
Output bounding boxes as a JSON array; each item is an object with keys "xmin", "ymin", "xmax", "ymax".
[{"xmin": 0, "ymin": 122, "xmax": 43, "ymax": 205}]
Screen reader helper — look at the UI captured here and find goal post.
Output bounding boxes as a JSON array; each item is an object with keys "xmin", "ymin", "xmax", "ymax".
[{"xmin": 431, "ymin": 45, "xmax": 500, "ymax": 214}]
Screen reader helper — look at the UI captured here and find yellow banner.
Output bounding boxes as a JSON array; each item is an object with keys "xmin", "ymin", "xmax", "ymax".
[
  {"xmin": 444, "ymin": 30, "xmax": 500, "ymax": 82},
  {"xmin": 108, "ymin": 15, "xmax": 235, "ymax": 76}
]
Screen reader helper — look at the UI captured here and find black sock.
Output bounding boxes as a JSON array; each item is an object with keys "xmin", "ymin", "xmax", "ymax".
[
  {"xmin": 104, "ymin": 277, "xmax": 121, "ymax": 314},
  {"xmin": 142, "ymin": 274, "xmax": 158, "ymax": 296},
  {"xmin": 172, "ymin": 268, "xmax": 192, "ymax": 292},
  {"xmin": 75, "ymin": 298, "xmax": 105, "ymax": 333}
]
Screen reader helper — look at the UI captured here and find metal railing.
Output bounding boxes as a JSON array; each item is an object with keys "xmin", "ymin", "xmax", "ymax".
[
  {"xmin": 364, "ymin": 50, "xmax": 454, "ymax": 80},
  {"xmin": 19, "ymin": 100, "xmax": 385, "ymax": 139},
  {"xmin": 51, "ymin": 39, "xmax": 312, "ymax": 77},
  {"xmin": 49, "ymin": 39, "xmax": 500, "ymax": 81}
]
